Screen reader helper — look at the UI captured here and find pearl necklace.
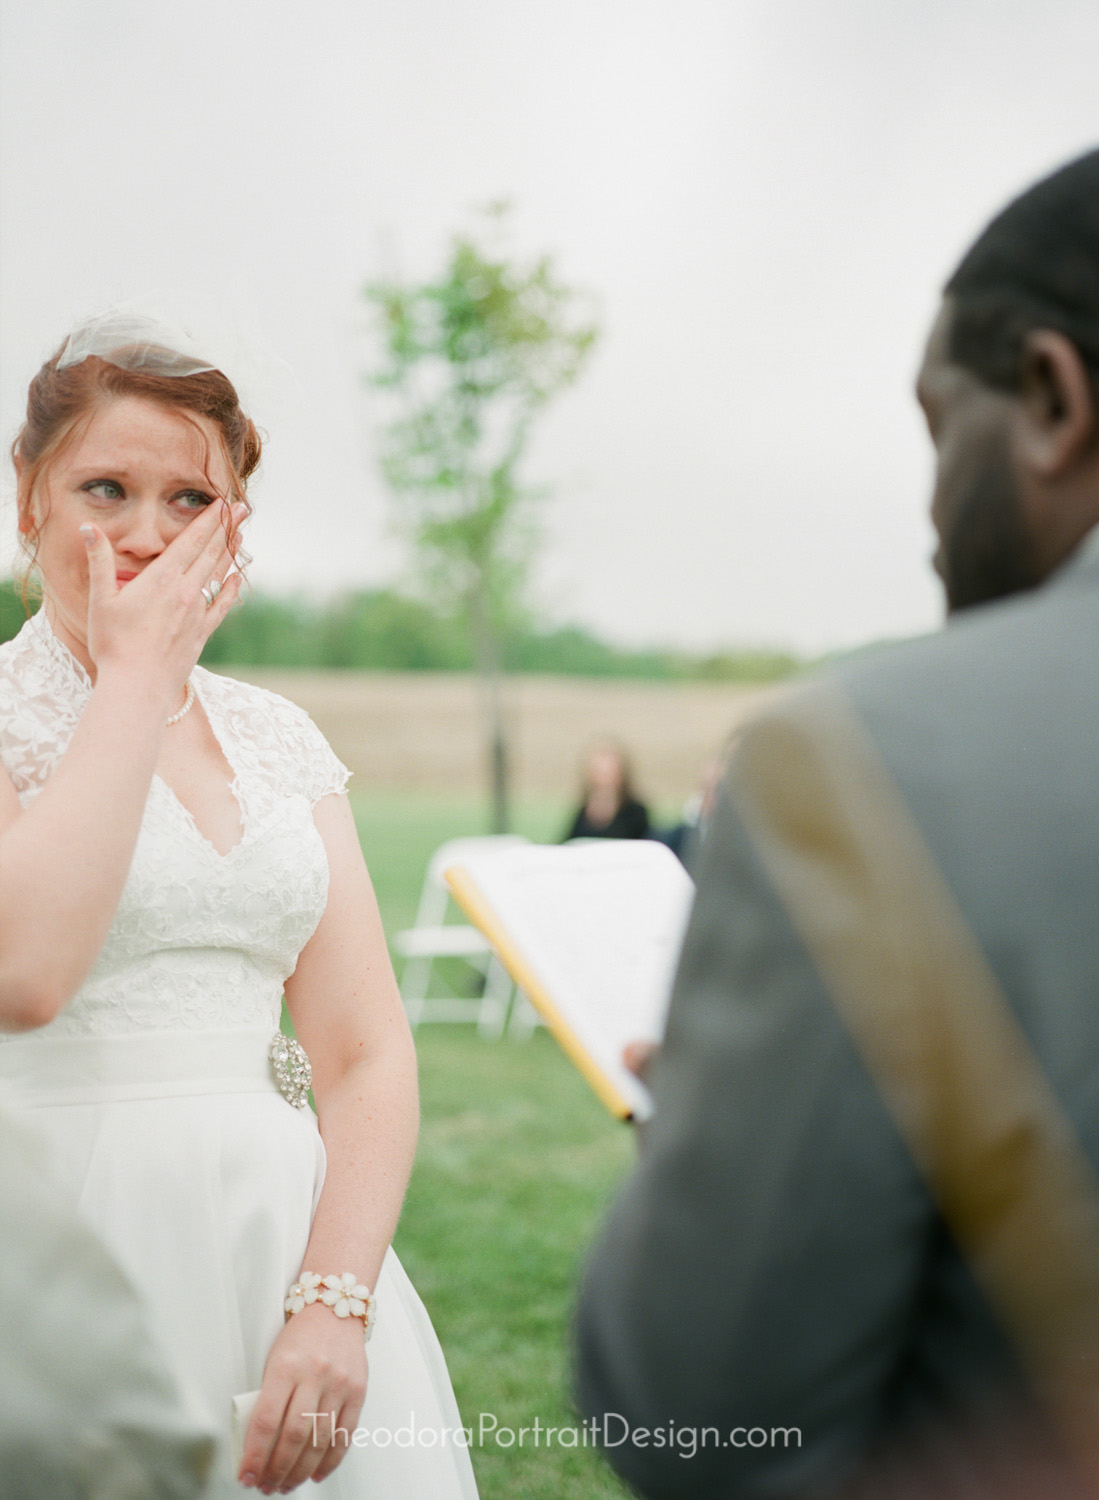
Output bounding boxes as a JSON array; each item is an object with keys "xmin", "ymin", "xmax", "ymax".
[{"xmin": 166, "ymin": 679, "xmax": 196, "ymax": 727}]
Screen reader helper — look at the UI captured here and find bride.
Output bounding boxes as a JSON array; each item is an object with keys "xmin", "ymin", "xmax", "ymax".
[{"xmin": 0, "ymin": 316, "xmax": 479, "ymax": 1496}]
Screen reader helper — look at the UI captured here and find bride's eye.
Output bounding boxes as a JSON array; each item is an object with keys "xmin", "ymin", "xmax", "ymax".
[
  {"xmin": 175, "ymin": 489, "xmax": 215, "ymax": 511},
  {"xmin": 81, "ymin": 479, "xmax": 123, "ymax": 501}
]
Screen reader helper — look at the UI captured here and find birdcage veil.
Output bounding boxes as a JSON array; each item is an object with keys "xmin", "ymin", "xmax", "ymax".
[
  {"xmin": 55, "ymin": 309, "xmax": 217, "ymax": 378},
  {"xmin": 51, "ymin": 297, "xmax": 307, "ymax": 435}
]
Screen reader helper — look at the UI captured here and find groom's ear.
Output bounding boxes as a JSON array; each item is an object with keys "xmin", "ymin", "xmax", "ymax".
[
  {"xmin": 1008, "ymin": 329, "xmax": 1099, "ymax": 578},
  {"xmin": 1013, "ymin": 330, "xmax": 1097, "ymax": 477}
]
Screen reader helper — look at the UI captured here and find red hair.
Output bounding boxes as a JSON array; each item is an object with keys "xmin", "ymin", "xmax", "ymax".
[{"xmin": 11, "ymin": 345, "xmax": 262, "ymax": 607}]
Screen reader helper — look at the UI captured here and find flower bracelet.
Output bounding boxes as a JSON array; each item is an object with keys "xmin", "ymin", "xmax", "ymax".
[{"xmin": 284, "ymin": 1272, "xmax": 377, "ymax": 1342}]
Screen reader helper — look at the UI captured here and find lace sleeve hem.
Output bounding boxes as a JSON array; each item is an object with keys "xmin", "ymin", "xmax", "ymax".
[{"xmin": 196, "ymin": 670, "xmax": 352, "ymax": 808}]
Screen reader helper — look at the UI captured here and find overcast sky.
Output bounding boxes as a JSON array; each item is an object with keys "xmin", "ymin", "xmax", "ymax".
[{"xmin": 3, "ymin": 0, "xmax": 1099, "ymax": 652}]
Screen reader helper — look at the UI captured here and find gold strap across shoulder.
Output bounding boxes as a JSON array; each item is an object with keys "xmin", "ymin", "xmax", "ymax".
[{"xmin": 730, "ymin": 683, "xmax": 1099, "ymax": 1484}]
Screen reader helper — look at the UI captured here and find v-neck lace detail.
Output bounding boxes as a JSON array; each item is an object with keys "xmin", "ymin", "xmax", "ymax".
[
  {"xmin": 156, "ymin": 673, "xmax": 248, "ymax": 861},
  {"xmin": 0, "ymin": 610, "xmax": 351, "ymax": 1039}
]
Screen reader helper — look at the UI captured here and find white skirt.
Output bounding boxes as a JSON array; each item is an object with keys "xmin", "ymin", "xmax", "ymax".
[{"xmin": 0, "ymin": 1028, "xmax": 479, "ymax": 1498}]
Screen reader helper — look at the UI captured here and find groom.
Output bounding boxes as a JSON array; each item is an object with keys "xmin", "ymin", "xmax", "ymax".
[{"xmin": 575, "ymin": 149, "xmax": 1099, "ymax": 1498}]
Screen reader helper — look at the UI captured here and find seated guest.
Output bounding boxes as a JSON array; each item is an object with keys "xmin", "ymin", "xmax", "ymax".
[
  {"xmin": 563, "ymin": 739, "xmax": 650, "ymax": 841},
  {"xmin": 653, "ymin": 740, "xmax": 738, "ymax": 871}
]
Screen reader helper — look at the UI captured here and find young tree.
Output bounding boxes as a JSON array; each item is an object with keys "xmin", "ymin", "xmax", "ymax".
[{"xmin": 364, "ymin": 208, "xmax": 599, "ymax": 831}]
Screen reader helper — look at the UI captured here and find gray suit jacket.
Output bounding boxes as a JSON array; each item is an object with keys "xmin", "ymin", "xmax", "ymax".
[{"xmin": 574, "ymin": 545, "xmax": 1099, "ymax": 1498}]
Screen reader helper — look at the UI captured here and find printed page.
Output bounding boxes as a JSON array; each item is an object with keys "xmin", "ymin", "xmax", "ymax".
[{"xmin": 447, "ymin": 841, "xmax": 695, "ymax": 1119}]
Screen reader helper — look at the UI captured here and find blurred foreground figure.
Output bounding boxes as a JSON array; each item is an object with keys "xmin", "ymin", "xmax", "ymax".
[
  {"xmin": 0, "ymin": 1103, "xmax": 214, "ymax": 1498},
  {"xmin": 575, "ymin": 150, "xmax": 1099, "ymax": 1498}
]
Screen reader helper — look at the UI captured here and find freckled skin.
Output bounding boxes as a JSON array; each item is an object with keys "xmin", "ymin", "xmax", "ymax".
[{"xmin": 24, "ymin": 396, "xmax": 231, "ymax": 674}]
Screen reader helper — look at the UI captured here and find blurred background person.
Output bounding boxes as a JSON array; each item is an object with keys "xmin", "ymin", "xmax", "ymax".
[
  {"xmin": 652, "ymin": 733, "xmax": 741, "ymax": 870},
  {"xmin": 562, "ymin": 738, "xmax": 650, "ymax": 841}
]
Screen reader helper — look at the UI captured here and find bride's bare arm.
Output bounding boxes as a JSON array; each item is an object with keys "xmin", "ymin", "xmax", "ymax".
[
  {"xmin": 0, "ymin": 503, "xmax": 242, "ymax": 1031},
  {"xmin": 242, "ymin": 793, "xmax": 418, "ymax": 1491},
  {"xmin": 287, "ymin": 794, "xmax": 419, "ymax": 1283}
]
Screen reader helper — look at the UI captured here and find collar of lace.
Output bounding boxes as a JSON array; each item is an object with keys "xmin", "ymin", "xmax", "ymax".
[{"xmin": 25, "ymin": 608, "xmax": 94, "ymax": 704}]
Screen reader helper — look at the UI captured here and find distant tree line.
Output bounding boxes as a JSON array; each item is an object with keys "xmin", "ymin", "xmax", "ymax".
[{"xmin": 0, "ymin": 579, "xmax": 801, "ymax": 684}]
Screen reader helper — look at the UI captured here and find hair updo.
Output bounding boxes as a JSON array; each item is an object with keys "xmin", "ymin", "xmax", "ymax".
[{"xmin": 11, "ymin": 342, "xmax": 262, "ymax": 605}]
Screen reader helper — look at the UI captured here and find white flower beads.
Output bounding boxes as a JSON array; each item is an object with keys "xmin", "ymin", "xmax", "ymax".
[{"xmin": 284, "ymin": 1271, "xmax": 377, "ymax": 1341}]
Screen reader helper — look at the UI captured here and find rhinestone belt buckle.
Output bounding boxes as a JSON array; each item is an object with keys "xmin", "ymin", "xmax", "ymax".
[{"xmin": 269, "ymin": 1033, "xmax": 312, "ymax": 1109}]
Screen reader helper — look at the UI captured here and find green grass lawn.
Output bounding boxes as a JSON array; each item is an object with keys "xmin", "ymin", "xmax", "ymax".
[
  {"xmin": 396, "ymin": 1029, "xmax": 637, "ymax": 1498},
  {"xmin": 350, "ymin": 792, "xmax": 641, "ymax": 1498}
]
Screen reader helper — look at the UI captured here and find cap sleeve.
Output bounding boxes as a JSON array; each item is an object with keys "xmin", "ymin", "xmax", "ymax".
[
  {"xmin": 265, "ymin": 693, "xmax": 352, "ymax": 805},
  {"xmin": 192, "ymin": 669, "xmax": 353, "ymax": 807}
]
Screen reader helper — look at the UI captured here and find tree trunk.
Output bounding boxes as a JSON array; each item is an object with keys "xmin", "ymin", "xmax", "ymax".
[
  {"xmin": 489, "ymin": 715, "xmax": 509, "ymax": 836},
  {"xmin": 468, "ymin": 585, "xmax": 510, "ymax": 834}
]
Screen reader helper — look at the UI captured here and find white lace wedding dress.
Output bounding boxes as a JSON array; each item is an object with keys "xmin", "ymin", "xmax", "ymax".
[{"xmin": 0, "ymin": 609, "xmax": 478, "ymax": 1498}]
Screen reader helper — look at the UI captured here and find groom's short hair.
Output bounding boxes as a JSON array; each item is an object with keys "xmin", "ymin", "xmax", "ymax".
[{"xmin": 945, "ymin": 148, "xmax": 1099, "ymax": 390}]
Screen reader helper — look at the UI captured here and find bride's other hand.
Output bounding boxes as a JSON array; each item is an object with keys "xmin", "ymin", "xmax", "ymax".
[
  {"xmin": 239, "ymin": 1306, "xmax": 367, "ymax": 1492},
  {"xmin": 82, "ymin": 498, "xmax": 244, "ymax": 692}
]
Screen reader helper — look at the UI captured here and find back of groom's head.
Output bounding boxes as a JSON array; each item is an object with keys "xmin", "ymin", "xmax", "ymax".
[{"xmin": 946, "ymin": 149, "xmax": 1099, "ymax": 392}]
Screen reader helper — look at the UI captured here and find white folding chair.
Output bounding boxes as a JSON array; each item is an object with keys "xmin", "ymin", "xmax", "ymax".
[{"xmin": 393, "ymin": 835, "xmax": 529, "ymax": 1037}]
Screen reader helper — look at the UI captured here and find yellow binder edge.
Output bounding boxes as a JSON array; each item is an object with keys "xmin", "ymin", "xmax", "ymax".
[{"xmin": 444, "ymin": 864, "xmax": 635, "ymax": 1122}]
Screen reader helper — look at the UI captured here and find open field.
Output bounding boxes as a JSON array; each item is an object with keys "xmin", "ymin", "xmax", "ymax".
[{"xmin": 227, "ymin": 667, "xmax": 780, "ymax": 803}]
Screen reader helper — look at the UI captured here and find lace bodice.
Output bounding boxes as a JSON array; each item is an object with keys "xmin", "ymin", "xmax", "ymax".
[{"xmin": 0, "ymin": 610, "xmax": 351, "ymax": 1040}]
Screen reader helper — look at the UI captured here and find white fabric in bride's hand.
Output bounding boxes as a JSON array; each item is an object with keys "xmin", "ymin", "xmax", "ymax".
[
  {"xmin": 0, "ymin": 610, "xmax": 479, "ymax": 1499},
  {"xmin": 231, "ymin": 1391, "xmax": 261, "ymax": 1475}
]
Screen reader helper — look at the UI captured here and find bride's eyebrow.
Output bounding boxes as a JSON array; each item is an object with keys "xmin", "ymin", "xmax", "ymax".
[
  {"xmin": 70, "ymin": 466, "xmax": 213, "ymax": 488},
  {"xmin": 70, "ymin": 466, "xmax": 135, "ymax": 480}
]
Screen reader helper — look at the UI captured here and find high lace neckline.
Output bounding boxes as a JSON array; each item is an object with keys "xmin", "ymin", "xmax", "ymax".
[
  {"xmin": 26, "ymin": 608, "xmax": 93, "ymax": 701},
  {"xmin": 25, "ymin": 608, "xmax": 251, "ymax": 855},
  {"xmin": 26, "ymin": 609, "xmax": 198, "ymax": 730},
  {"xmin": 23, "ymin": 607, "xmax": 246, "ymax": 851}
]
